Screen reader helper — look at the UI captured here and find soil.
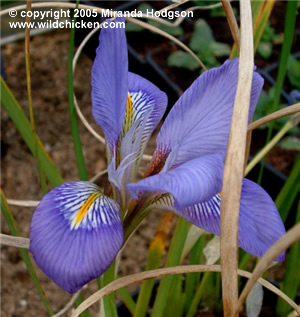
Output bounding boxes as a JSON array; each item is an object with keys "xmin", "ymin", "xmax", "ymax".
[{"xmin": 1, "ymin": 1, "xmax": 299, "ymax": 317}]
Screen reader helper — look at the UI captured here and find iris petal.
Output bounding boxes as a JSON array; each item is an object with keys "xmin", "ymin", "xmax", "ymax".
[
  {"xmin": 155, "ymin": 58, "xmax": 264, "ymax": 167},
  {"xmin": 128, "ymin": 153, "xmax": 224, "ymax": 209},
  {"xmin": 150, "ymin": 179, "xmax": 285, "ymax": 260},
  {"xmin": 30, "ymin": 181, "xmax": 123, "ymax": 293},
  {"xmin": 92, "ymin": 17, "xmax": 128, "ymax": 153},
  {"xmin": 122, "ymin": 72, "xmax": 167, "ymax": 164},
  {"xmin": 108, "ymin": 73, "xmax": 167, "ymax": 199}
]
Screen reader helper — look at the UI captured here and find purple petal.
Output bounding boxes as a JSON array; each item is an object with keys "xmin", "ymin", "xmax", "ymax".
[
  {"xmin": 108, "ymin": 73, "xmax": 167, "ymax": 202},
  {"xmin": 153, "ymin": 179, "xmax": 285, "ymax": 260},
  {"xmin": 92, "ymin": 18, "xmax": 128, "ymax": 153},
  {"xmin": 128, "ymin": 154, "xmax": 224, "ymax": 210},
  {"xmin": 30, "ymin": 181, "xmax": 123, "ymax": 293},
  {"xmin": 120, "ymin": 72, "xmax": 167, "ymax": 163},
  {"xmin": 238, "ymin": 179, "xmax": 285, "ymax": 260},
  {"xmin": 155, "ymin": 58, "xmax": 264, "ymax": 167}
]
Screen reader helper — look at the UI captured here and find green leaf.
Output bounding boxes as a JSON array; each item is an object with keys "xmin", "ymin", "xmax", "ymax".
[
  {"xmin": 126, "ymin": 3, "xmax": 152, "ymax": 32},
  {"xmin": 258, "ymin": 0, "xmax": 298, "ymax": 183},
  {"xmin": 209, "ymin": 41, "xmax": 231, "ymax": 57},
  {"xmin": 167, "ymin": 51, "xmax": 200, "ymax": 71},
  {"xmin": 149, "ymin": 20, "xmax": 184, "ymax": 37},
  {"xmin": 258, "ymin": 41, "xmax": 273, "ymax": 59},
  {"xmin": 261, "ymin": 20, "xmax": 275, "ymax": 42},
  {"xmin": 189, "ymin": 19, "xmax": 214, "ymax": 53},
  {"xmin": 287, "ymin": 55, "xmax": 300, "ymax": 90},
  {"xmin": 279, "ymin": 137, "xmax": 300, "ymax": 151},
  {"xmin": 276, "ymin": 200, "xmax": 300, "ymax": 316},
  {"xmin": 1, "ymin": 77, "xmax": 63, "ymax": 187},
  {"xmin": 68, "ymin": 4, "xmax": 88, "ymax": 181},
  {"xmin": 151, "ymin": 218, "xmax": 189, "ymax": 317},
  {"xmin": 275, "ymin": 153, "xmax": 300, "ymax": 223},
  {"xmin": 117, "ymin": 287, "xmax": 136, "ymax": 314}
]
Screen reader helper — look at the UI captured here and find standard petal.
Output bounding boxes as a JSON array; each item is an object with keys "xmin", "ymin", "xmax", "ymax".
[
  {"xmin": 120, "ymin": 72, "xmax": 167, "ymax": 164},
  {"xmin": 92, "ymin": 18, "xmax": 128, "ymax": 153},
  {"xmin": 108, "ymin": 73, "xmax": 168, "ymax": 200},
  {"xmin": 155, "ymin": 58, "xmax": 264, "ymax": 168},
  {"xmin": 128, "ymin": 153, "xmax": 224, "ymax": 210},
  {"xmin": 151, "ymin": 179, "xmax": 285, "ymax": 260},
  {"xmin": 30, "ymin": 181, "xmax": 123, "ymax": 293}
]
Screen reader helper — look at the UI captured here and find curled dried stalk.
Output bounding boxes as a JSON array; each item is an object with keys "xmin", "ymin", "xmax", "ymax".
[
  {"xmin": 71, "ymin": 264, "xmax": 299, "ymax": 317},
  {"xmin": 6, "ymin": 199, "xmax": 39, "ymax": 207},
  {"xmin": 221, "ymin": 0, "xmax": 240, "ymax": 51},
  {"xmin": 246, "ymin": 113, "xmax": 300, "ymax": 175},
  {"xmin": 6, "ymin": 169, "xmax": 108, "ymax": 208},
  {"xmin": 0, "ymin": 233, "xmax": 30, "ymax": 249},
  {"xmin": 220, "ymin": 0, "xmax": 253, "ymax": 315},
  {"xmin": 247, "ymin": 102, "xmax": 300, "ymax": 131},
  {"xmin": 52, "ymin": 291, "xmax": 82, "ymax": 317},
  {"xmin": 234, "ymin": 222, "xmax": 300, "ymax": 315}
]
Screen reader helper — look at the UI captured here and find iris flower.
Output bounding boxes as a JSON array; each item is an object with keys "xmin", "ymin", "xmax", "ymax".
[{"xmin": 30, "ymin": 18, "xmax": 285, "ymax": 294}]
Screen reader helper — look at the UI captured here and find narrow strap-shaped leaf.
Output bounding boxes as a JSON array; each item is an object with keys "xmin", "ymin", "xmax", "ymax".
[
  {"xmin": 275, "ymin": 153, "xmax": 300, "ymax": 223},
  {"xmin": 183, "ymin": 235, "xmax": 207, "ymax": 314},
  {"xmin": 150, "ymin": 217, "xmax": 189, "ymax": 317},
  {"xmin": 0, "ymin": 190, "xmax": 53, "ymax": 315},
  {"xmin": 134, "ymin": 212, "xmax": 175, "ymax": 317},
  {"xmin": 116, "ymin": 286, "xmax": 136, "ymax": 314},
  {"xmin": 102, "ymin": 262, "xmax": 118, "ymax": 317},
  {"xmin": 186, "ymin": 272, "xmax": 214, "ymax": 317},
  {"xmin": 1, "ymin": 77, "xmax": 63, "ymax": 187},
  {"xmin": 258, "ymin": 0, "xmax": 298, "ymax": 183},
  {"xmin": 276, "ymin": 200, "xmax": 300, "ymax": 316},
  {"xmin": 68, "ymin": 0, "xmax": 88, "ymax": 181},
  {"xmin": 230, "ymin": 0, "xmax": 275, "ymax": 58},
  {"xmin": 25, "ymin": 0, "xmax": 48, "ymax": 194},
  {"xmin": 75, "ymin": 295, "xmax": 91, "ymax": 317}
]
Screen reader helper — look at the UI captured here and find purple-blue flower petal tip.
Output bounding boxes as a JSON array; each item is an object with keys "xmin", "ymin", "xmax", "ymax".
[{"xmin": 30, "ymin": 181, "xmax": 123, "ymax": 293}]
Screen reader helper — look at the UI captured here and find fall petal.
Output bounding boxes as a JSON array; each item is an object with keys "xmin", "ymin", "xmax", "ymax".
[{"xmin": 30, "ymin": 181, "xmax": 123, "ymax": 293}]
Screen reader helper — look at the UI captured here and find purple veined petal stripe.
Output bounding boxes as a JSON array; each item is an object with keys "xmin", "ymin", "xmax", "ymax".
[
  {"xmin": 92, "ymin": 17, "xmax": 128, "ymax": 154},
  {"xmin": 120, "ymin": 72, "xmax": 167, "ymax": 164},
  {"xmin": 107, "ymin": 72, "xmax": 167, "ymax": 198},
  {"xmin": 30, "ymin": 181, "xmax": 123, "ymax": 293},
  {"xmin": 151, "ymin": 179, "xmax": 285, "ymax": 261},
  {"xmin": 128, "ymin": 153, "xmax": 224, "ymax": 210},
  {"xmin": 155, "ymin": 58, "xmax": 264, "ymax": 168}
]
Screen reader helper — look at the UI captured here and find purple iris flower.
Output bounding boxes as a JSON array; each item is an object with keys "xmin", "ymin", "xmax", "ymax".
[{"xmin": 30, "ymin": 18, "xmax": 285, "ymax": 294}]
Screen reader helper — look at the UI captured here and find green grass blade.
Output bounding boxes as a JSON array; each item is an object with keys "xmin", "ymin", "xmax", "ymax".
[
  {"xmin": 134, "ymin": 212, "xmax": 175, "ymax": 317},
  {"xmin": 68, "ymin": 0, "xmax": 88, "ymax": 181},
  {"xmin": 186, "ymin": 272, "xmax": 213, "ymax": 317},
  {"xmin": 258, "ymin": 0, "xmax": 298, "ymax": 183},
  {"xmin": 183, "ymin": 235, "xmax": 207, "ymax": 313},
  {"xmin": 75, "ymin": 295, "xmax": 91, "ymax": 317},
  {"xmin": 116, "ymin": 287, "xmax": 136, "ymax": 314},
  {"xmin": 102, "ymin": 262, "xmax": 118, "ymax": 317},
  {"xmin": 276, "ymin": 199, "xmax": 300, "ymax": 316},
  {"xmin": 151, "ymin": 217, "xmax": 189, "ymax": 317},
  {"xmin": 275, "ymin": 153, "xmax": 300, "ymax": 223},
  {"xmin": 1, "ymin": 77, "xmax": 63, "ymax": 187},
  {"xmin": 1, "ymin": 190, "xmax": 53, "ymax": 315},
  {"xmin": 230, "ymin": 0, "xmax": 274, "ymax": 58},
  {"xmin": 24, "ymin": 0, "xmax": 48, "ymax": 195}
]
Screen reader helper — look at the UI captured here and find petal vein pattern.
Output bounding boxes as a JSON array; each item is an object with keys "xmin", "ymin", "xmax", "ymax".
[
  {"xmin": 30, "ymin": 181, "xmax": 123, "ymax": 293},
  {"xmin": 155, "ymin": 58, "xmax": 264, "ymax": 167},
  {"xmin": 150, "ymin": 179, "xmax": 285, "ymax": 261}
]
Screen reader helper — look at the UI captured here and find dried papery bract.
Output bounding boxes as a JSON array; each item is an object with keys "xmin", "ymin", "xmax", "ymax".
[{"xmin": 220, "ymin": 0, "xmax": 254, "ymax": 316}]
